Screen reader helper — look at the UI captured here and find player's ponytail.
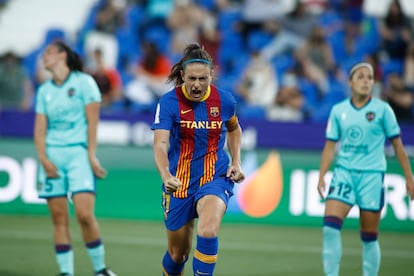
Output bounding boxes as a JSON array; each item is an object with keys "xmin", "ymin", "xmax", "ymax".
[
  {"xmin": 167, "ymin": 43, "xmax": 214, "ymax": 86},
  {"xmin": 53, "ymin": 40, "xmax": 84, "ymax": 72}
]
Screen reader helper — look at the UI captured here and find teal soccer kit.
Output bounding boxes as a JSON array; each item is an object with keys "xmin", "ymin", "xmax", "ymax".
[
  {"xmin": 325, "ymin": 97, "xmax": 400, "ymax": 211},
  {"xmin": 35, "ymin": 72, "xmax": 101, "ymax": 198}
]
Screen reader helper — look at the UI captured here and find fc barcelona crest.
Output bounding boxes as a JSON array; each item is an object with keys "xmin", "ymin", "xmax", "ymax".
[
  {"xmin": 210, "ymin": 106, "xmax": 219, "ymax": 117},
  {"xmin": 366, "ymin": 111, "xmax": 375, "ymax": 122},
  {"xmin": 68, "ymin": 88, "xmax": 75, "ymax": 97}
]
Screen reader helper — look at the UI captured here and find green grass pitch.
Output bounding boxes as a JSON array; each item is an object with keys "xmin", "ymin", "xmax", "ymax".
[{"xmin": 0, "ymin": 214, "xmax": 413, "ymax": 275}]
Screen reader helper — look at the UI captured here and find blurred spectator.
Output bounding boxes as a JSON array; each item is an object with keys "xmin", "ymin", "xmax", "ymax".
[
  {"xmin": 259, "ymin": 0, "xmax": 320, "ymax": 61},
  {"xmin": 379, "ymin": 0, "xmax": 413, "ymax": 61},
  {"xmin": 267, "ymin": 70, "xmax": 304, "ymax": 121},
  {"xmin": 259, "ymin": 19, "xmax": 304, "ymax": 60},
  {"xmin": 235, "ymin": 50, "xmax": 278, "ymax": 108},
  {"xmin": 0, "ymin": 52, "xmax": 34, "ymax": 111},
  {"xmin": 84, "ymin": 30, "xmax": 119, "ymax": 70},
  {"xmin": 294, "ymin": 25, "xmax": 335, "ymax": 95},
  {"xmin": 86, "ymin": 48, "xmax": 123, "ymax": 108},
  {"xmin": 403, "ymin": 42, "xmax": 414, "ymax": 89},
  {"xmin": 301, "ymin": 0, "xmax": 328, "ymax": 15},
  {"xmin": 167, "ymin": 0, "xmax": 206, "ymax": 57},
  {"xmin": 95, "ymin": 0, "xmax": 125, "ymax": 34},
  {"xmin": 239, "ymin": 0, "xmax": 286, "ymax": 49},
  {"xmin": 198, "ymin": 8, "xmax": 221, "ymax": 63},
  {"xmin": 383, "ymin": 72, "xmax": 414, "ymax": 121},
  {"xmin": 124, "ymin": 41, "xmax": 172, "ymax": 111},
  {"xmin": 281, "ymin": 0, "xmax": 319, "ymax": 38}
]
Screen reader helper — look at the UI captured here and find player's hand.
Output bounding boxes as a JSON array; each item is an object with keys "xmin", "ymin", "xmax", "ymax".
[
  {"xmin": 163, "ymin": 176, "xmax": 181, "ymax": 193},
  {"xmin": 41, "ymin": 158, "xmax": 59, "ymax": 178},
  {"xmin": 226, "ymin": 165, "xmax": 245, "ymax": 183},
  {"xmin": 406, "ymin": 177, "xmax": 414, "ymax": 200},
  {"xmin": 89, "ymin": 156, "xmax": 107, "ymax": 179},
  {"xmin": 317, "ymin": 178, "xmax": 326, "ymax": 200}
]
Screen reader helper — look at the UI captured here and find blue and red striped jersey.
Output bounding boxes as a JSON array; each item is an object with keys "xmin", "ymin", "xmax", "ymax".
[{"xmin": 152, "ymin": 85, "xmax": 238, "ymax": 198}]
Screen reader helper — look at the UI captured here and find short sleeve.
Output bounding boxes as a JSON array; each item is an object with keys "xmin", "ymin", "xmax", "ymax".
[
  {"xmin": 383, "ymin": 103, "xmax": 400, "ymax": 139},
  {"xmin": 35, "ymin": 86, "xmax": 46, "ymax": 114},
  {"xmin": 221, "ymin": 89, "xmax": 237, "ymax": 122},
  {"xmin": 151, "ymin": 94, "xmax": 175, "ymax": 130},
  {"xmin": 326, "ymin": 107, "xmax": 340, "ymax": 141},
  {"xmin": 81, "ymin": 74, "xmax": 101, "ymax": 105}
]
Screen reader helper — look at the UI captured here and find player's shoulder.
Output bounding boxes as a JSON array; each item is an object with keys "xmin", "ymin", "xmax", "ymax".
[
  {"xmin": 159, "ymin": 87, "xmax": 178, "ymax": 102},
  {"xmin": 213, "ymin": 85, "xmax": 236, "ymax": 103},
  {"xmin": 70, "ymin": 71, "xmax": 95, "ymax": 82},
  {"xmin": 369, "ymin": 96, "xmax": 389, "ymax": 107},
  {"xmin": 331, "ymin": 98, "xmax": 350, "ymax": 112},
  {"xmin": 37, "ymin": 79, "xmax": 53, "ymax": 94}
]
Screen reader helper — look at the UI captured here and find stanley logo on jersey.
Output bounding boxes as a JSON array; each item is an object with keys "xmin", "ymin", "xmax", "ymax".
[
  {"xmin": 366, "ymin": 111, "xmax": 375, "ymax": 122},
  {"xmin": 210, "ymin": 106, "xmax": 219, "ymax": 117},
  {"xmin": 68, "ymin": 88, "xmax": 75, "ymax": 97},
  {"xmin": 180, "ymin": 120, "xmax": 222, "ymax": 129}
]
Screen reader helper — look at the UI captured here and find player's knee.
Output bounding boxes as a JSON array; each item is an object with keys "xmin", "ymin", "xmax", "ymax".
[
  {"xmin": 50, "ymin": 211, "xmax": 69, "ymax": 227},
  {"xmin": 75, "ymin": 211, "xmax": 95, "ymax": 226}
]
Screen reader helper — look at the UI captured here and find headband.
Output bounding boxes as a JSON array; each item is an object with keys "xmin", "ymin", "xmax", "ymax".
[
  {"xmin": 349, "ymin": 62, "xmax": 374, "ymax": 77},
  {"xmin": 182, "ymin": 58, "xmax": 212, "ymax": 68}
]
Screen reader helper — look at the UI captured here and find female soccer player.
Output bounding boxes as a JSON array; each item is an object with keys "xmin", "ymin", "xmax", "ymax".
[
  {"xmin": 317, "ymin": 62, "xmax": 414, "ymax": 276},
  {"xmin": 152, "ymin": 43, "xmax": 245, "ymax": 276},
  {"xmin": 34, "ymin": 40, "xmax": 116, "ymax": 276}
]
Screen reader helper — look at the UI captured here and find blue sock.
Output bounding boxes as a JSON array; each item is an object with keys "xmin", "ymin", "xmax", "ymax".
[
  {"xmin": 322, "ymin": 216, "xmax": 343, "ymax": 276},
  {"xmin": 361, "ymin": 232, "xmax": 380, "ymax": 276},
  {"xmin": 162, "ymin": 250, "xmax": 186, "ymax": 276},
  {"xmin": 85, "ymin": 239, "xmax": 106, "ymax": 272},
  {"xmin": 55, "ymin": 244, "xmax": 74, "ymax": 275},
  {"xmin": 192, "ymin": 235, "xmax": 218, "ymax": 276}
]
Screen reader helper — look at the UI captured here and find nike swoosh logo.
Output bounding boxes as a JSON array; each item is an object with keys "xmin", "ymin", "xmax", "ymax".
[
  {"xmin": 195, "ymin": 270, "xmax": 210, "ymax": 276},
  {"xmin": 181, "ymin": 109, "xmax": 192, "ymax": 114}
]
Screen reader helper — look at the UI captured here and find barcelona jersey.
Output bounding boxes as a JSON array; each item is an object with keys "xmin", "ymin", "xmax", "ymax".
[{"xmin": 152, "ymin": 85, "xmax": 237, "ymax": 198}]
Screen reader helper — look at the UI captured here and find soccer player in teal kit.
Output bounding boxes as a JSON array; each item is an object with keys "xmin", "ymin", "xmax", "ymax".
[
  {"xmin": 152, "ymin": 43, "xmax": 245, "ymax": 276},
  {"xmin": 34, "ymin": 41, "xmax": 116, "ymax": 276},
  {"xmin": 317, "ymin": 62, "xmax": 414, "ymax": 276}
]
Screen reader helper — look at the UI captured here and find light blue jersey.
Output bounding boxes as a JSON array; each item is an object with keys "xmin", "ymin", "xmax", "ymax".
[
  {"xmin": 35, "ymin": 71, "xmax": 101, "ymax": 146},
  {"xmin": 326, "ymin": 97, "xmax": 400, "ymax": 172}
]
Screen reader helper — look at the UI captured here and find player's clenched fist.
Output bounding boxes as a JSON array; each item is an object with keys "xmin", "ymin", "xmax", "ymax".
[{"xmin": 164, "ymin": 177, "xmax": 182, "ymax": 193}]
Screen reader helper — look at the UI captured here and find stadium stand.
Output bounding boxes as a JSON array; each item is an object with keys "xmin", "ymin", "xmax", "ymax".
[{"xmin": 0, "ymin": 0, "xmax": 413, "ymax": 122}]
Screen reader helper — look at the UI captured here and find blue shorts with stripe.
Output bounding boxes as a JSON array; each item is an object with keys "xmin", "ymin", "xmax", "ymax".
[
  {"xmin": 327, "ymin": 166, "xmax": 385, "ymax": 211},
  {"xmin": 161, "ymin": 177, "xmax": 234, "ymax": 231},
  {"xmin": 37, "ymin": 144, "xmax": 96, "ymax": 199}
]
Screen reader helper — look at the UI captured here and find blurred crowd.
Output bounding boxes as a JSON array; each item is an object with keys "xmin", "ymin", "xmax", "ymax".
[{"xmin": 1, "ymin": 0, "xmax": 414, "ymax": 123}]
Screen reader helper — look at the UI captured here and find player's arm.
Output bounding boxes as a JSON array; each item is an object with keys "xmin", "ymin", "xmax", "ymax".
[
  {"xmin": 86, "ymin": 102, "xmax": 106, "ymax": 179},
  {"xmin": 390, "ymin": 137, "xmax": 414, "ymax": 200},
  {"xmin": 225, "ymin": 115, "xmax": 245, "ymax": 183},
  {"xmin": 34, "ymin": 113, "xmax": 58, "ymax": 178},
  {"xmin": 317, "ymin": 140, "xmax": 336, "ymax": 199},
  {"xmin": 153, "ymin": 129, "xmax": 181, "ymax": 192}
]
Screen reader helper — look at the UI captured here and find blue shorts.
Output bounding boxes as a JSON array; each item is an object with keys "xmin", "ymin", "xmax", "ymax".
[
  {"xmin": 37, "ymin": 144, "xmax": 96, "ymax": 199},
  {"xmin": 161, "ymin": 177, "xmax": 234, "ymax": 231},
  {"xmin": 327, "ymin": 166, "xmax": 385, "ymax": 211}
]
